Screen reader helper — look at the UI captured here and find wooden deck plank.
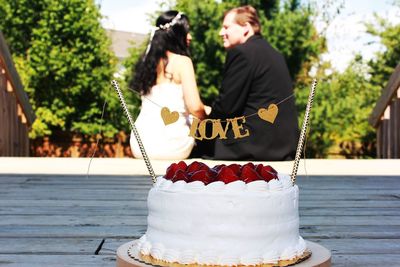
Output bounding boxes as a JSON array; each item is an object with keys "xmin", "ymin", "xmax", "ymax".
[
  {"xmin": 1, "ymin": 214, "xmax": 400, "ymax": 226},
  {"xmin": 102, "ymin": 238, "xmax": 400, "ymax": 255},
  {"xmin": 0, "ymin": 238, "xmax": 104, "ymax": 254},
  {"xmin": 0, "ymin": 255, "xmax": 116, "ymax": 267},
  {"xmin": 1, "ymin": 173, "xmax": 399, "ymax": 266},
  {"xmin": 2, "ymin": 224, "xmax": 400, "ymax": 239},
  {"xmin": 0, "ymin": 225, "xmax": 145, "ymax": 238},
  {"xmin": 2, "ymin": 186, "xmax": 399, "ymax": 197},
  {"xmin": 2, "ymin": 199, "xmax": 399, "ymax": 208},
  {"xmin": 330, "ymin": 254, "xmax": 400, "ymax": 267},
  {"xmin": 1, "ymin": 206, "xmax": 399, "ymax": 216}
]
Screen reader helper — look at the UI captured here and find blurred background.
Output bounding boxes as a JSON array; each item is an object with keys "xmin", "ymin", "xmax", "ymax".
[{"xmin": 1, "ymin": 0, "xmax": 399, "ymax": 159}]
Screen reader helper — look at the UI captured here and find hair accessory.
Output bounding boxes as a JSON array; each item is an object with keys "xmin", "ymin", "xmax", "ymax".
[
  {"xmin": 158, "ymin": 12, "xmax": 183, "ymax": 30},
  {"xmin": 144, "ymin": 27, "xmax": 157, "ymax": 57},
  {"xmin": 144, "ymin": 12, "xmax": 184, "ymax": 59}
]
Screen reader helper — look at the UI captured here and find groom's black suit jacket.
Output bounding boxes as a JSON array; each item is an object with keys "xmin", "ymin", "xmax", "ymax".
[{"xmin": 210, "ymin": 34, "xmax": 299, "ymax": 161}]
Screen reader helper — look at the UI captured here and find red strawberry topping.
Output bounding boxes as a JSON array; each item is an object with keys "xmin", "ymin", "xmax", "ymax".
[
  {"xmin": 264, "ymin": 165, "xmax": 278, "ymax": 174},
  {"xmin": 212, "ymin": 164, "xmax": 226, "ymax": 172},
  {"xmin": 172, "ymin": 169, "xmax": 189, "ymax": 182},
  {"xmin": 216, "ymin": 166, "xmax": 240, "ymax": 184},
  {"xmin": 241, "ymin": 162, "xmax": 255, "ymax": 170},
  {"xmin": 165, "ymin": 163, "xmax": 178, "ymax": 180},
  {"xmin": 164, "ymin": 162, "xmax": 278, "ymax": 184},
  {"xmin": 189, "ymin": 169, "xmax": 212, "ymax": 184},
  {"xmin": 176, "ymin": 161, "xmax": 187, "ymax": 171},
  {"xmin": 255, "ymin": 164, "xmax": 264, "ymax": 175},
  {"xmin": 227, "ymin": 163, "xmax": 241, "ymax": 176},
  {"xmin": 207, "ymin": 168, "xmax": 218, "ymax": 181},
  {"xmin": 165, "ymin": 161, "xmax": 188, "ymax": 180},
  {"xmin": 259, "ymin": 165, "xmax": 278, "ymax": 182},
  {"xmin": 186, "ymin": 161, "xmax": 202, "ymax": 173},
  {"xmin": 240, "ymin": 164, "xmax": 263, "ymax": 183}
]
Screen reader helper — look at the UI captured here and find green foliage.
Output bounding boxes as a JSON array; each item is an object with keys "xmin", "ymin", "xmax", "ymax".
[
  {"xmin": 124, "ymin": 0, "xmax": 325, "ymax": 104},
  {"xmin": 298, "ymin": 8, "xmax": 400, "ymax": 158},
  {"xmin": 122, "ymin": 41, "xmax": 148, "ymax": 119},
  {"xmin": 30, "ymin": 107, "xmax": 66, "ymax": 138},
  {"xmin": 0, "ymin": 0, "xmax": 124, "ymax": 138},
  {"xmin": 263, "ymin": 3, "xmax": 325, "ymax": 80},
  {"xmin": 121, "ymin": 0, "xmax": 399, "ymax": 158},
  {"xmin": 174, "ymin": 0, "xmax": 227, "ymax": 103},
  {"xmin": 296, "ymin": 59, "xmax": 379, "ymax": 158},
  {"xmin": 0, "ymin": 0, "xmax": 46, "ymax": 56},
  {"xmin": 366, "ymin": 16, "xmax": 400, "ymax": 89}
]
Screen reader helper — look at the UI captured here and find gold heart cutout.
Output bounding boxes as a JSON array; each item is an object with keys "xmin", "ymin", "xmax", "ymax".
[
  {"xmin": 161, "ymin": 107, "xmax": 179, "ymax": 125},
  {"xmin": 258, "ymin": 104, "xmax": 279, "ymax": 124}
]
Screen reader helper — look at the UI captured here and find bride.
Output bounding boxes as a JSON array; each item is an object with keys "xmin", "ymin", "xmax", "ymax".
[{"xmin": 130, "ymin": 10, "xmax": 208, "ymax": 159}]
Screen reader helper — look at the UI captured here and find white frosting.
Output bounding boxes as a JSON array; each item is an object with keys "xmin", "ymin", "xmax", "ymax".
[
  {"xmin": 150, "ymin": 243, "xmax": 165, "ymax": 259},
  {"xmin": 136, "ymin": 174, "xmax": 306, "ymax": 265}
]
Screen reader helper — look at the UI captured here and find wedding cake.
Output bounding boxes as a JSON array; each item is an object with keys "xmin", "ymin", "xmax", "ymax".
[{"xmin": 130, "ymin": 161, "xmax": 309, "ymax": 266}]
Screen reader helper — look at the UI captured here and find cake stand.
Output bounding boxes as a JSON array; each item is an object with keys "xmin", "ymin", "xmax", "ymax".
[{"xmin": 116, "ymin": 240, "xmax": 331, "ymax": 267}]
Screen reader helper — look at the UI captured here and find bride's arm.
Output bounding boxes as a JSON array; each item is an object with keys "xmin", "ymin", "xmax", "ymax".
[{"xmin": 179, "ymin": 56, "xmax": 207, "ymax": 120}]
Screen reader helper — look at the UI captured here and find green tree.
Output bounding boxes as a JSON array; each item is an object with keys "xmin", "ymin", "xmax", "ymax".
[
  {"xmin": 174, "ymin": 0, "xmax": 227, "ymax": 103},
  {"xmin": 299, "ymin": 58, "xmax": 379, "ymax": 158},
  {"xmin": 366, "ymin": 15, "xmax": 400, "ymax": 89},
  {"xmin": 121, "ymin": 41, "xmax": 148, "ymax": 119},
  {"xmin": 302, "ymin": 6, "xmax": 400, "ymax": 158},
  {"xmin": 0, "ymin": 0, "xmax": 123, "ymax": 138},
  {"xmin": 125, "ymin": 0, "xmax": 325, "ymax": 103},
  {"xmin": 167, "ymin": 0, "xmax": 397, "ymax": 159},
  {"xmin": 0, "ymin": 1, "xmax": 46, "ymax": 56}
]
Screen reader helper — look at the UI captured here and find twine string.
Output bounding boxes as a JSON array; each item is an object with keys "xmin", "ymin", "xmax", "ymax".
[
  {"xmin": 291, "ymin": 79, "xmax": 317, "ymax": 185},
  {"xmin": 127, "ymin": 86, "xmax": 295, "ymax": 122},
  {"xmin": 86, "ymin": 99, "xmax": 108, "ymax": 179},
  {"xmin": 111, "ymin": 80, "xmax": 157, "ymax": 184}
]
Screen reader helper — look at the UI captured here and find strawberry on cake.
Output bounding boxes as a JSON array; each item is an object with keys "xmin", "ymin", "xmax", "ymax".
[{"xmin": 130, "ymin": 161, "xmax": 309, "ymax": 266}]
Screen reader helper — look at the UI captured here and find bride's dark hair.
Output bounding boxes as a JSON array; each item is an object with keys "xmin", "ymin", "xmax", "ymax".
[{"xmin": 130, "ymin": 11, "xmax": 191, "ymax": 95}]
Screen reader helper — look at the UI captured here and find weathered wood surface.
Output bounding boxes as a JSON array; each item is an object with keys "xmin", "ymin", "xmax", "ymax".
[
  {"xmin": 369, "ymin": 63, "xmax": 400, "ymax": 128},
  {"xmin": 0, "ymin": 31, "xmax": 35, "ymax": 126},
  {"xmin": 368, "ymin": 63, "xmax": 400, "ymax": 158},
  {"xmin": 0, "ymin": 31, "xmax": 32, "ymax": 157},
  {"xmin": 0, "ymin": 174, "xmax": 399, "ymax": 267}
]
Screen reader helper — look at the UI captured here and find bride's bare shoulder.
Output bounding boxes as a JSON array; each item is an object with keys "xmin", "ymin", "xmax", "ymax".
[{"xmin": 171, "ymin": 54, "xmax": 193, "ymax": 65}]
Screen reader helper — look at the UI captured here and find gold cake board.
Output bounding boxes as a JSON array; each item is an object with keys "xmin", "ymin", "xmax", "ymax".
[{"xmin": 116, "ymin": 240, "xmax": 331, "ymax": 267}]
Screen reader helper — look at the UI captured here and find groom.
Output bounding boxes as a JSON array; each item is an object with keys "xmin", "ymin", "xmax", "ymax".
[{"xmin": 209, "ymin": 5, "xmax": 299, "ymax": 161}]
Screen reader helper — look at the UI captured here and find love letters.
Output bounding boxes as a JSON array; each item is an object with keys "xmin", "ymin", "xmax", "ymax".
[
  {"xmin": 161, "ymin": 104, "xmax": 280, "ymax": 140},
  {"xmin": 189, "ymin": 116, "xmax": 250, "ymax": 140}
]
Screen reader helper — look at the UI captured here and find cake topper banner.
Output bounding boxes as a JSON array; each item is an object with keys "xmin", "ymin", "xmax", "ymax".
[
  {"xmin": 189, "ymin": 116, "xmax": 249, "ymax": 140},
  {"xmin": 127, "ymin": 86, "xmax": 293, "ymax": 131},
  {"xmin": 161, "ymin": 104, "xmax": 277, "ymax": 140},
  {"xmin": 258, "ymin": 104, "xmax": 278, "ymax": 123},
  {"xmin": 161, "ymin": 100, "xmax": 288, "ymax": 140},
  {"xmin": 126, "ymin": 87, "xmax": 293, "ymax": 140},
  {"xmin": 161, "ymin": 107, "xmax": 179, "ymax": 125},
  {"xmin": 161, "ymin": 103, "xmax": 279, "ymax": 127}
]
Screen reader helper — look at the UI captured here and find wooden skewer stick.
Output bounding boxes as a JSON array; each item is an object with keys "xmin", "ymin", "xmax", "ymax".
[
  {"xmin": 111, "ymin": 80, "xmax": 157, "ymax": 184},
  {"xmin": 291, "ymin": 79, "xmax": 317, "ymax": 185}
]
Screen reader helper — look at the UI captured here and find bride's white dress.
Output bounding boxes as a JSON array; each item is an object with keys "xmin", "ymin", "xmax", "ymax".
[{"xmin": 130, "ymin": 83, "xmax": 194, "ymax": 159}]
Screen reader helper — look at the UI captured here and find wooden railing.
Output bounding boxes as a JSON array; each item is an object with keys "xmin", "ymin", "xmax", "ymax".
[
  {"xmin": 369, "ymin": 63, "xmax": 400, "ymax": 158},
  {"xmin": 0, "ymin": 31, "xmax": 35, "ymax": 156}
]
